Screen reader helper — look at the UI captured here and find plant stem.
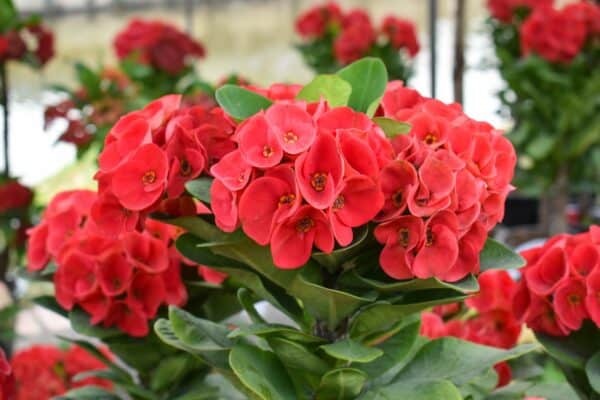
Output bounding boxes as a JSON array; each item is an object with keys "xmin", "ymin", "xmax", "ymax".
[{"xmin": 0, "ymin": 62, "xmax": 9, "ymax": 178}]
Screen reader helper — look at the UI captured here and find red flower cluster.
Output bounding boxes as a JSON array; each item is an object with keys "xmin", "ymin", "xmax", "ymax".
[
  {"xmin": 93, "ymin": 94, "xmax": 235, "ymax": 236},
  {"xmin": 520, "ymin": 1, "xmax": 600, "ymax": 63},
  {"xmin": 26, "ymin": 190, "xmax": 193, "ymax": 336},
  {"xmin": 0, "ymin": 23, "xmax": 54, "ymax": 66},
  {"xmin": 210, "ymin": 98, "xmax": 392, "ymax": 269},
  {"xmin": 295, "ymin": 2, "xmax": 342, "ymax": 38},
  {"xmin": 381, "ymin": 16, "xmax": 420, "ymax": 57},
  {"xmin": 44, "ymin": 100, "xmax": 94, "ymax": 148},
  {"xmin": 422, "ymin": 270, "xmax": 522, "ymax": 387},
  {"xmin": 0, "ymin": 349, "xmax": 14, "ymax": 400},
  {"xmin": 513, "ymin": 226, "xmax": 600, "ymax": 336},
  {"xmin": 114, "ymin": 19, "xmax": 205, "ymax": 75},
  {"xmin": 295, "ymin": 2, "xmax": 419, "ymax": 65},
  {"xmin": 374, "ymin": 82, "xmax": 516, "ymax": 282},
  {"xmin": 10, "ymin": 344, "xmax": 112, "ymax": 400},
  {"xmin": 0, "ymin": 180, "xmax": 33, "ymax": 214},
  {"xmin": 487, "ymin": 0, "xmax": 553, "ymax": 23}
]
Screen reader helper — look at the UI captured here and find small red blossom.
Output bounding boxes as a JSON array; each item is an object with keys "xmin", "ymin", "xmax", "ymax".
[
  {"xmin": 0, "ymin": 180, "xmax": 33, "ymax": 213},
  {"xmin": 295, "ymin": 2, "xmax": 343, "ymax": 38},
  {"xmin": 487, "ymin": 0, "xmax": 553, "ymax": 23},
  {"xmin": 514, "ymin": 226, "xmax": 600, "ymax": 336}
]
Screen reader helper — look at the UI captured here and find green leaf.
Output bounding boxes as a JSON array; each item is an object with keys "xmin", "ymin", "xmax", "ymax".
[
  {"xmin": 315, "ymin": 368, "xmax": 368, "ymax": 400},
  {"xmin": 525, "ymin": 135, "xmax": 556, "ymax": 160},
  {"xmin": 69, "ymin": 308, "xmax": 121, "ymax": 339},
  {"xmin": 185, "ymin": 178, "xmax": 213, "ymax": 204},
  {"xmin": 320, "ymin": 339, "xmax": 383, "ymax": 363},
  {"xmin": 337, "ymin": 58, "xmax": 388, "ymax": 112},
  {"xmin": 586, "ymin": 351, "xmax": 600, "ymax": 393},
  {"xmin": 480, "ymin": 238, "xmax": 525, "ymax": 271},
  {"xmin": 154, "ymin": 319, "xmax": 230, "ymax": 370},
  {"xmin": 536, "ymin": 322, "xmax": 600, "ymax": 370},
  {"xmin": 312, "ymin": 226, "xmax": 370, "ymax": 270},
  {"xmin": 358, "ymin": 379, "xmax": 462, "ymax": 400},
  {"xmin": 229, "ymin": 343, "xmax": 297, "ymax": 400},
  {"xmin": 236, "ymin": 288, "xmax": 266, "ymax": 324},
  {"xmin": 150, "ymin": 355, "xmax": 192, "ymax": 392},
  {"xmin": 228, "ymin": 323, "xmax": 325, "ymax": 344},
  {"xmin": 54, "ymin": 386, "xmax": 121, "ymax": 400},
  {"xmin": 349, "ymin": 290, "xmax": 470, "ymax": 339},
  {"xmin": 373, "ymin": 117, "xmax": 411, "ymax": 138},
  {"xmin": 269, "ymin": 337, "xmax": 330, "ymax": 375},
  {"xmin": 75, "ymin": 63, "xmax": 102, "ymax": 99},
  {"xmin": 176, "ymin": 232, "xmax": 370, "ymax": 328},
  {"xmin": 215, "ymin": 84, "xmax": 273, "ymax": 120},
  {"xmin": 296, "ymin": 74, "xmax": 352, "ymax": 107},
  {"xmin": 358, "ymin": 318, "xmax": 421, "ymax": 381},
  {"xmin": 0, "ymin": 0, "xmax": 18, "ymax": 32},
  {"xmin": 169, "ymin": 306, "xmax": 233, "ymax": 348},
  {"xmin": 392, "ymin": 338, "xmax": 538, "ymax": 386}
]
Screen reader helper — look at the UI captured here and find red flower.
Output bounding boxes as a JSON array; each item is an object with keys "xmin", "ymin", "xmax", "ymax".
[
  {"xmin": 210, "ymin": 178, "xmax": 239, "ymax": 232},
  {"xmin": 271, "ymin": 205, "xmax": 333, "ymax": 269},
  {"xmin": 265, "ymin": 103, "xmax": 317, "ymax": 155},
  {"xmin": 123, "ymin": 230, "xmax": 169, "ymax": 273},
  {"xmin": 0, "ymin": 348, "xmax": 14, "ymax": 400},
  {"xmin": 375, "ymin": 215, "xmax": 424, "ymax": 279},
  {"xmin": 0, "ymin": 31, "xmax": 26, "ymax": 61},
  {"xmin": 420, "ymin": 312, "xmax": 447, "ymax": 338},
  {"xmin": 329, "ymin": 175, "xmax": 383, "ymax": 246},
  {"xmin": 466, "ymin": 270, "xmax": 517, "ymax": 313},
  {"xmin": 0, "ymin": 180, "xmax": 33, "ymax": 213},
  {"xmin": 554, "ymin": 278, "xmax": 588, "ymax": 331},
  {"xmin": 412, "ymin": 211, "xmax": 460, "ymax": 279},
  {"xmin": 520, "ymin": 5, "xmax": 587, "ymax": 63},
  {"xmin": 27, "ymin": 24, "xmax": 54, "ymax": 65},
  {"xmin": 295, "ymin": 2, "xmax": 343, "ymax": 38},
  {"xmin": 209, "ymin": 150, "xmax": 252, "ymax": 191},
  {"xmin": 114, "ymin": 19, "xmax": 205, "ymax": 75},
  {"xmin": 295, "ymin": 132, "xmax": 344, "ymax": 209},
  {"xmin": 525, "ymin": 246, "xmax": 569, "ymax": 296},
  {"xmin": 494, "ymin": 362, "xmax": 512, "ymax": 388},
  {"xmin": 103, "ymin": 300, "xmax": 149, "ymax": 337},
  {"xmin": 487, "ymin": 0, "xmax": 553, "ymax": 23},
  {"xmin": 586, "ymin": 269, "xmax": 600, "ymax": 327},
  {"xmin": 334, "ymin": 24, "xmax": 375, "ymax": 64},
  {"xmin": 236, "ymin": 113, "xmax": 283, "ymax": 168},
  {"xmin": 238, "ymin": 165, "xmax": 300, "ymax": 245},
  {"xmin": 127, "ymin": 272, "xmax": 166, "ymax": 318},
  {"xmin": 111, "ymin": 143, "xmax": 169, "ymax": 210},
  {"xmin": 381, "ymin": 16, "xmax": 420, "ymax": 56}
]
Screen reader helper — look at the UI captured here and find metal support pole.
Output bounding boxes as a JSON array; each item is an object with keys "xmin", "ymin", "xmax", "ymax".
[
  {"xmin": 429, "ymin": 0, "xmax": 438, "ymax": 98},
  {"xmin": 453, "ymin": 0, "xmax": 466, "ymax": 104}
]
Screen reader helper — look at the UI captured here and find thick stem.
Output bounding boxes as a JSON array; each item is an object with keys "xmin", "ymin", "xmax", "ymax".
[
  {"xmin": 540, "ymin": 166, "xmax": 569, "ymax": 236},
  {"xmin": 0, "ymin": 63, "xmax": 9, "ymax": 177}
]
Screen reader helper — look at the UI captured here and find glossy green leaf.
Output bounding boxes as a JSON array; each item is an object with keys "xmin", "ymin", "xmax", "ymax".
[
  {"xmin": 185, "ymin": 177, "xmax": 213, "ymax": 203},
  {"xmin": 320, "ymin": 339, "xmax": 383, "ymax": 363},
  {"xmin": 228, "ymin": 323, "xmax": 325, "ymax": 344},
  {"xmin": 176, "ymin": 232, "xmax": 371, "ymax": 328},
  {"xmin": 349, "ymin": 290, "xmax": 469, "ymax": 339},
  {"xmin": 54, "ymin": 386, "xmax": 122, "ymax": 400},
  {"xmin": 358, "ymin": 319, "xmax": 421, "ymax": 381},
  {"xmin": 586, "ymin": 351, "xmax": 600, "ymax": 393},
  {"xmin": 154, "ymin": 319, "xmax": 230, "ymax": 370},
  {"xmin": 236, "ymin": 288, "xmax": 266, "ymax": 324},
  {"xmin": 150, "ymin": 355, "xmax": 192, "ymax": 392},
  {"xmin": 296, "ymin": 74, "xmax": 352, "ymax": 107},
  {"xmin": 229, "ymin": 343, "xmax": 297, "ymax": 400},
  {"xmin": 392, "ymin": 338, "xmax": 538, "ymax": 386},
  {"xmin": 358, "ymin": 379, "xmax": 462, "ymax": 400},
  {"xmin": 536, "ymin": 322, "xmax": 600, "ymax": 370},
  {"xmin": 337, "ymin": 58, "xmax": 388, "ymax": 112},
  {"xmin": 215, "ymin": 84, "xmax": 272, "ymax": 120},
  {"xmin": 269, "ymin": 337, "xmax": 330, "ymax": 375},
  {"xmin": 480, "ymin": 238, "xmax": 525, "ymax": 271},
  {"xmin": 373, "ymin": 117, "xmax": 411, "ymax": 138},
  {"xmin": 169, "ymin": 306, "xmax": 233, "ymax": 348},
  {"xmin": 316, "ymin": 368, "xmax": 368, "ymax": 400}
]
